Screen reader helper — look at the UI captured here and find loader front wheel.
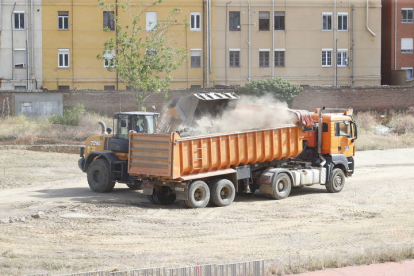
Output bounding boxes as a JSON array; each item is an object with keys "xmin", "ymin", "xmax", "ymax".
[
  {"xmin": 87, "ymin": 159, "xmax": 115, "ymax": 193},
  {"xmin": 185, "ymin": 181, "xmax": 210, "ymax": 208}
]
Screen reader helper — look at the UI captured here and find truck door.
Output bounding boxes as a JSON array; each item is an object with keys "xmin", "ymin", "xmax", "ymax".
[{"xmin": 334, "ymin": 121, "xmax": 354, "ymax": 157}]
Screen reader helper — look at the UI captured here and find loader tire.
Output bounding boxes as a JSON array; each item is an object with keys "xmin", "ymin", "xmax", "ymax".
[
  {"xmin": 211, "ymin": 179, "xmax": 235, "ymax": 207},
  {"xmin": 269, "ymin": 173, "xmax": 291, "ymax": 200},
  {"xmin": 326, "ymin": 168, "xmax": 345, "ymax": 193},
  {"xmin": 185, "ymin": 181, "xmax": 210, "ymax": 208},
  {"xmin": 87, "ymin": 159, "xmax": 115, "ymax": 193}
]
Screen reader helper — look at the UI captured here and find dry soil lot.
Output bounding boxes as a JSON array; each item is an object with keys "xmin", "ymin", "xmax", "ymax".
[{"xmin": 0, "ymin": 148, "xmax": 413, "ymax": 275}]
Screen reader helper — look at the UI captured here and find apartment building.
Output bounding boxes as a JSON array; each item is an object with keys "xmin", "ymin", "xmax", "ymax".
[
  {"xmin": 41, "ymin": 0, "xmax": 211, "ymax": 91},
  {"xmin": 0, "ymin": 0, "xmax": 43, "ymax": 90},
  {"xmin": 382, "ymin": 0, "xmax": 414, "ymax": 84},
  {"xmin": 213, "ymin": 0, "xmax": 381, "ymax": 87}
]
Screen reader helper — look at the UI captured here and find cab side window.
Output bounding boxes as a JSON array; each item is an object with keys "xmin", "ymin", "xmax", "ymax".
[{"xmin": 335, "ymin": 122, "xmax": 351, "ymax": 137}]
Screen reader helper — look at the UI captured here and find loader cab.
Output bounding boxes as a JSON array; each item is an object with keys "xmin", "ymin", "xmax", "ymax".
[{"xmin": 113, "ymin": 112, "xmax": 159, "ymax": 140}]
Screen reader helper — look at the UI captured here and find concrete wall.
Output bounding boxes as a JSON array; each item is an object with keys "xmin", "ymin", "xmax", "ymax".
[
  {"xmin": 14, "ymin": 92, "xmax": 63, "ymax": 116},
  {"xmin": 292, "ymin": 86, "xmax": 414, "ymax": 112}
]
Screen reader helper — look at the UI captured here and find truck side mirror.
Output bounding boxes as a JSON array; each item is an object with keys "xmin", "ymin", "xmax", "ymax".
[{"xmin": 351, "ymin": 121, "xmax": 358, "ymax": 142}]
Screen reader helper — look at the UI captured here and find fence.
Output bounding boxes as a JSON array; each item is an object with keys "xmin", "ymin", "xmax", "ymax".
[{"xmin": 21, "ymin": 260, "xmax": 265, "ymax": 276}]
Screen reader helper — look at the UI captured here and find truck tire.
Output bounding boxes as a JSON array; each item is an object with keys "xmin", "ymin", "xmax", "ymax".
[
  {"xmin": 87, "ymin": 159, "xmax": 115, "ymax": 193},
  {"xmin": 153, "ymin": 187, "xmax": 176, "ymax": 205},
  {"xmin": 147, "ymin": 195, "xmax": 157, "ymax": 204},
  {"xmin": 269, "ymin": 173, "xmax": 292, "ymax": 200},
  {"xmin": 211, "ymin": 179, "xmax": 236, "ymax": 207},
  {"xmin": 326, "ymin": 168, "xmax": 345, "ymax": 193},
  {"xmin": 185, "ymin": 181, "xmax": 210, "ymax": 208}
]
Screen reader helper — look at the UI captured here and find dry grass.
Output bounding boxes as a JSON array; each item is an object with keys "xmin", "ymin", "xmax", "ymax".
[
  {"xmin": 0, "ymin": 112, "xmax": 112, "ymax": 145},
  {"xmin": 354, "ymin": 108, "xmax": 414, "ymax": 151},
  {"xmin": 267, "ymin": 245, "xmax": 414, "ymax": 275}
]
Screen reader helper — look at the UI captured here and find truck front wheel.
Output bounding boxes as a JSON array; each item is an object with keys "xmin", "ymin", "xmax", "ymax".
[
  {"xmin": 211, "ymin": 179, "xmax": 235, "ymax": 207},
  {"xmin": 87, "ymin": 159, "xmax": 115, "ymax": 193},
  {"xmin": 326, "ymin": 168, "xmax": 345, "ymax": 193},
  {"xmin": 185, "ymin": 181, "xmax": 210, "ymax": 208},
  {"xmin": 269, "ymin": 173, "xmax": 292, "ymax": 200}
]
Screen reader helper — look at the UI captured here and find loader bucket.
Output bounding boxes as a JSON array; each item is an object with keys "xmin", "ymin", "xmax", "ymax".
[{"xmin": 155, "ymin": 92, "xmax": 239, "ymax": 134}]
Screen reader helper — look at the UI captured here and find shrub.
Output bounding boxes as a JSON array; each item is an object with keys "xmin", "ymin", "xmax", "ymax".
[
  {"xmin": 49, "ymin": 104, "xmax": 85, "ymax": 126},
  {"xmin": 235, "ymin": 78, "xmax": 303, "ymax": 106},
  {"xmin": 354, "ymin": 112, "xmax": 380, "ymax": 131}
]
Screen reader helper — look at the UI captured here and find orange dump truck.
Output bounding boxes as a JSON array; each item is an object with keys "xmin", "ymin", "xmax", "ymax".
[
  {"xmin": 79, "ymin": 93, "xmax": 357, "ymax": 208},
  {"xmin": 126, "ymin": 108, "xmax": 357, "ymax": 208}
]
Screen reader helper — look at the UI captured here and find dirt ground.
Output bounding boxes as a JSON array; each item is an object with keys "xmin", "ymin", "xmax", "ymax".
[{"xmin": 0, "ymin": 148, "xmax": 413, "ymax": 276}]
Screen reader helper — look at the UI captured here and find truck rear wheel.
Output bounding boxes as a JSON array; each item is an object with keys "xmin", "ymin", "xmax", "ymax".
[
  {"xmin": 269, "ymin": 173, "xmax": 291, "ymax": 200},
  {"xmin": 185, "ymin": 181, "xmax": 210, "ymax": 208},
  {"xmin": 87, "ymin": 159, "xmax": 115, "ymax": 193},
  {"xmin": 154, "ymin": 187, "xmax": 176, "ymax": 205},
  {"xmin": 211, "ymin": 179, "xmax": 235, "ymax": 207},
  {"xmin": 326, "ymin": 168, "xmax": 345, "ymax": 193}
]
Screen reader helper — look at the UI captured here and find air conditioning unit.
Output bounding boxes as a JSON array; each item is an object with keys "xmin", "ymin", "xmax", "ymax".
[{"xmin": 15, "ymin": 63, "xmax": 26, "ymax": 68}]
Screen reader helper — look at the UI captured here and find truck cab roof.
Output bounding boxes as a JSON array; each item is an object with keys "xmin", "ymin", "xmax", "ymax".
[{"xmin": 114, "ymin": 112, "xmax": 160, "ymax": 117}]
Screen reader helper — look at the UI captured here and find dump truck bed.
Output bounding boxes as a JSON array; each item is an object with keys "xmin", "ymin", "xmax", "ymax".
[{"xmin": 128, "ymin": 125, "xmax": 304, "ymax": 180}]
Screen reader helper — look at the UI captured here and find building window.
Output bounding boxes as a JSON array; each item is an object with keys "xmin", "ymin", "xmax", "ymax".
[
  {"xmin": 58, "ymin": 11, "xmax": 69, "ymax": 30},
  {"xmin": 229, "ymin": 11, "xmax": 241, "ymax": 31},
  {"xmin": 402, "ymin": 67, "xmax": 413, "ymax": 80},
  {"xmin": 190, "ymin": 12, "xmax": 201, "ymax": 31},
  {"xmin": 338, "ymin": 12, "xmax": 348, "ymax": 31},
  {"xmin": 58, "ymin": 86, "xmax": 70, "ymax": 91},
  {"xmin": 322, "ymin": 12, "xmax": 332, "ymax": 31},
  {"xmin": 104, "ymin": 85, "xmax": 115, "ymax": 91},
  {"xmin": 274, "ymin": 12, "xmax": 285, "ymax": 30},
  {"xmin": 104, "ymin": 50, "xmax": 115, "ymax": 68},
  {"xmin": 146, "ymin": 12, "xmax": 157, "ymax": 31},
  {"xmin": 103, "ymin": 11, "xmax": 115, "ymax": 31},
  {"xmin": 337, "ymin": 49, "xmax": 348, "ymax": 67},
  {"xmin": 259, "ymin": 50, "xmax": 270, "ymax": 67},
  {"xmin": 322, "ymin": 49, "xmax": 332, "ymax": 67},
  {"xmin": 58, "ymin": 49, "xmax": 69, "ymax": 68},
  {"xmin": 259, "ymin": 12, "xmax": 270, "ymax": 31},
  {"xmin": 15, "ymin": 86, "xmax": 27, "ymax": 91},
  {"xmin": 401, "ymin": 38, "xmax": 413, "ymax": 53},
  {"xmin": 229, "ymin": 49, "xmax": 240, "ymax": 67},
  {"xmin": 14, "ymin": 49, "xmax": 26, "ymax": 69},
  {"xmin": 14, "ymin": 12, "xmax": 25, "ymax": 30},
  {"xmin": 191, "ymin": 49, "xmax": 201, "ymax": 68},
  {"xmin": 402, "ymin": 8, "xmax": 413, "ymax": 23},
  {"xmin": 274, "ymin": 50, "xmax": 285, "ymax": 67}
]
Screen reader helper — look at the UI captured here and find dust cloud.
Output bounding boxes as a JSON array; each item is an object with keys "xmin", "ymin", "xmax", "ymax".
[{"xmin": 189, "ymin": 94, "xmax": 297, "ymax": 135}]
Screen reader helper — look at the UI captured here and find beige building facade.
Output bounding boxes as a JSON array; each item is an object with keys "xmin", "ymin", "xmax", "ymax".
[{"xmin": 213, "ymin": 0, "xmax": 382, "ymax": 87}]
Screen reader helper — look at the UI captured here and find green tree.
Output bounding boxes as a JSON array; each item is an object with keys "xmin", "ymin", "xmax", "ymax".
[
  {"xmin": 97, "ymin": 0, "xmax": 187, "ymax": 105},
  {"xmin": 236, "ymin": 78, "xmax": 303, "ymax": 107}
]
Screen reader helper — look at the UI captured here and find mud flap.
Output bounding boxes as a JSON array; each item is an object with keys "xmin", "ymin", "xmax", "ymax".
[
  {"xmin": 142, "ymin": 180, "xmax": 155, "ymax": 195},
  {"xmin": 174, "ymin": 186, "xmax": 188, "ymax": 200}
]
